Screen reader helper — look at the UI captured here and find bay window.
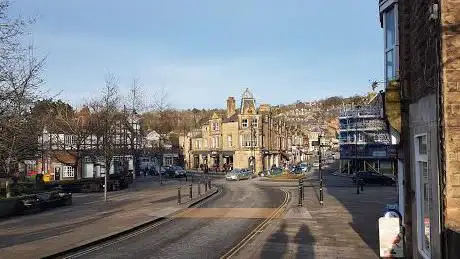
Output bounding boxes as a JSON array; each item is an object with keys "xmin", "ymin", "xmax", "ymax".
[{"xmin": 380, "ymin": 1, "xmax": 399, "ymax": 83}]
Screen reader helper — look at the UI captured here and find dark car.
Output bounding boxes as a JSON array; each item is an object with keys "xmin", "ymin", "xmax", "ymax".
[
  {"xmin": 291, "ymin": 166, "xmax": 304, "ymax": 174},
  {"xmin": 352, "ymin": 171, "xmax": 395, "ymax": 186},
  {"xmin": 15, "ymin": 195, "xmax": 43, "ymax": 214},
  {"xmin": 36, "ymin": 191, "xmax": 72, "ymax": 209}
]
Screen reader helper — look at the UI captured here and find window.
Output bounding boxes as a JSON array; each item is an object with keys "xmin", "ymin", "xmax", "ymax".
[
  {"xmin": 63, "ymin": 166, "xmax": 75, "ymax": 178},
  {"xmin": 227, "ymin": 135, "xmax": 232, "ymax": 147},
  {"xmin": 164, "ymin": 157, "xmax": 173, "ymax": 166},
  {"xmin": 212, "ymin": 136, "xmax": 219, "ymax": 148},
  {"xmin": 383, "ymin": 5, "xmax": 398, "ymax": 82},
  {"xmin": 241, "ymin": 133, "xmax": 257, "ymax": 147},
  {"xmin": 242, "ymin": 119, "xmax": 248, "ymax": 128},
  {"xmin": 358, "ymin": 133, "xmax": 364, "ymax": 142},
  {"xmin": 251, "ymin": 118, "xmax": 258, "ymax": 127},
  {"xmin": 418, "ymin": 135, "xmax": 427, "ymax": 155},
  {"xmin": 64, "ymin": 135, "xmax": 76, "ymax": 146},
  {"xmin": 212, "ymin": 122, "xmax": 219, "ymax": 131},
  {"xmin": 415, "ymin": 134, "xmax": 432, "ymax": 258}
]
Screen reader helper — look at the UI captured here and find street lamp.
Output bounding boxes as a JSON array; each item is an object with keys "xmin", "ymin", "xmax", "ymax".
[
  {"xmin": 250, "ymin": 119, "xmax": 256, "ymax": 175},
  {"xmin": 318, "ymin": 133, "xmax": 324, "ymax": 206}
]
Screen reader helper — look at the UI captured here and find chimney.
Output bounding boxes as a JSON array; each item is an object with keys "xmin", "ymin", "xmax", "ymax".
[{"xmin": 227, "ymin": 97, "xmax": 236, "ymax": 118}]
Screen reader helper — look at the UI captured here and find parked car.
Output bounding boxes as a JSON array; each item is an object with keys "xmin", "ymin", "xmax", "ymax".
[
  {"xmin": 270, "ymin": 167, "xmax": 284, "ymax": 175},
  {"xmin": 352, "ymin": 171, "xmax": 396, "ymax": 186},
  {"xmin": 15, "ymin": 190, "xmax": 72, "ymax": 215},
  {"xmin": 15, "ymin": 195, "xmax": 43, "ymax": 214},
  {"xmin": 36, "ymin": 190, "xmax": 72, "ymax": 209},
  {"xmin": 291, "ymin": 167, "xmax": 304, "ymax": 174}
]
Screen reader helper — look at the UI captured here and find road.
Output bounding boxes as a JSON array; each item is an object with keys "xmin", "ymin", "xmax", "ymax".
[{"xmin": 67, "ymin": 179, "xmax": 286, "ymax": 259}]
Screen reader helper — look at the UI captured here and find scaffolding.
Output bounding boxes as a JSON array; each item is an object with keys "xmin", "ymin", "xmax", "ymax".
[{"xmin": 338, "ymin": 104, "xmax": 396, "ymax": 175}]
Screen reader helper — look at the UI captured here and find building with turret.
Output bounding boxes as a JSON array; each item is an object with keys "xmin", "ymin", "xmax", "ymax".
[{"xmin": 180, "ymin": 89, "xmax": 301, "ymax": 173}]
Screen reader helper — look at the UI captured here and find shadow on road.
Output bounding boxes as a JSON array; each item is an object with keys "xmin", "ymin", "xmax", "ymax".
[
  {"xmin": 294, "ymin": 224, "xmax": 315, "ymax": 259},
  {"xmin": 317, "ymin": 167, "xmax": 397, "ymax": 257},
  {"xmin": 260, "ymin": 221, "xmax": 288, "ymax": 259}
]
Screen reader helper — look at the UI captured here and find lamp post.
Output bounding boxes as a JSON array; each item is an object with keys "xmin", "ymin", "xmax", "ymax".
[
  {"xmin": 250, "ymin": 120, "xmax": 256, "ymax": 175},
  {"xmin": 318, "ymin": 134, "xmax": 324, "ymax": 206}
]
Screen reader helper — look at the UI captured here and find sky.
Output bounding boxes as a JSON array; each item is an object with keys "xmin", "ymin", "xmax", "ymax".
[{"xmin": 10, "ymin": 0, "xmax": 384, "ymax": 110}]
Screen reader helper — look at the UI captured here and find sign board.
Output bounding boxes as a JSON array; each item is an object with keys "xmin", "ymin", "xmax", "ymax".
[
  {"xmin": 379, "ymin": 217, "xmax": 404, "ymax": 258},
  {"xmin": 385, "ymin": 203, "xmax": 399, "ymax": 211}
]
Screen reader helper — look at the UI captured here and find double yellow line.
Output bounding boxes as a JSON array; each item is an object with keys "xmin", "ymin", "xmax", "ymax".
[{"xmin": 220, "ymin": 189, "xmax": 290, "ymax": 259}]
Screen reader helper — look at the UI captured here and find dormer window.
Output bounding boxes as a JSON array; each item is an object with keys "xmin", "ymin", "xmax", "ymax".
[
  {"xmin": 212, "ymin": 122, "xmax": 219, "ymax": 131},
  {"xmin": 242, "ymin": 119, "xmax": 248, "ymax": 128}
]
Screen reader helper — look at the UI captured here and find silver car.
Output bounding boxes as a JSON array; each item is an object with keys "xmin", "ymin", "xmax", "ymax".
[{"xmin": 225, "ymin": 169, "xmax": 252, "ymax": 181}]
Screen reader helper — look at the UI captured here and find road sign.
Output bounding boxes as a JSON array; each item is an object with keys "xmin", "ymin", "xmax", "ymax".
[{"xmin": 379, "ymin": 217, "xmax": 404, "ymax": 258}]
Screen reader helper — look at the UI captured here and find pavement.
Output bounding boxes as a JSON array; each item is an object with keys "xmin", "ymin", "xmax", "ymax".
[
  {"xmin": 234, "ymin": 169, "xmax": 398, "ymax": 259},
  {"xmin": 0, "ymin": 176, "xmax": 216, "ymax": 259},
  {"xmin": 65, "ymin": 179, "xmax": 286, "ymax": 259}
]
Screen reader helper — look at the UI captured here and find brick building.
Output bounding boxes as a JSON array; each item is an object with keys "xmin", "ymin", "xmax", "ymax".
[
  {"xmin": 180, "ymin": 89, "xmax": 299, "ymax": 173},
  {"xmin": 379, "ymin": 0, "xmax": 460, "ymax": 257}
]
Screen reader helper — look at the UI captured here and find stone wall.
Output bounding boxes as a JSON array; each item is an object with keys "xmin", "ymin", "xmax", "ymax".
[
  {"xmin": 399, "ymin": 0, "xmax": 460, "ymax": 256},
  {"xmin": 441, "ymin": 0, "xmax": 460, "ymax": 234},
  {"xmin": 221, "ymin": 122, "xmax": 238, "ymax": 150}
]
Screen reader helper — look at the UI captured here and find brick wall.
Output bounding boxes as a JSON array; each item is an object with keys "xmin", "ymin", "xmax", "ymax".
[{"xmin": 441, "ymin": 0, "xmax": 460, "ymax": 232}]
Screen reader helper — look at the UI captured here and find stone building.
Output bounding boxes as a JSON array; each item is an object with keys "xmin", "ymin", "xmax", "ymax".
[
  {"xmin": 379, "ymin": 0, "xmax": 459, "ymax": 257},
  {"xmin": 180, "ymin": 89, "xmax": 293, "ymax": 173}
]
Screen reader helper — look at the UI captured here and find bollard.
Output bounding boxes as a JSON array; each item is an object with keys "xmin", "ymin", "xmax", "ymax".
[
  {"xmin": 360, "ymin": 180, "xmax": 364, "ymax": 191},
  {"xmin": 298, "ymin": 185, "xmax": 303, "ymax": 206},
  {"xmin": 356, "ymin": 178, "xmax": 360, "ymax": 194},
  {"xmin": 208, "ymin": 179, "xmax": 211, "ymax": 189},
  {"xmin": 205, "ymin": 179, "xmax": 208, "ymax": 192},
  {"xmin": 299, "ymin": 178, "xmax": 304, "ymax": 200},
  {"xmin": 189, "ymin": 183, "xmax": 193, "ymax": 199},
  {"xmin": 177, "ymin": 187, "xmax": 181, "ymax": 204},
  {"xmin": 198, "ymin": 181, "xmax": 201, "ymax": 196},
  {"xmin": 319, "ymin": 185, "xmax": 323, "ymax": 206}
]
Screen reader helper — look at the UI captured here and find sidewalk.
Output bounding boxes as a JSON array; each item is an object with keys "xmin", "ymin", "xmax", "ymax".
[
  {"xmin": 0, "ymin": 181, "xmax": 217, "ymax": 259},
  {"xmin": 235, "ymin": 185, "xmax": 396, "ymax": 258}
]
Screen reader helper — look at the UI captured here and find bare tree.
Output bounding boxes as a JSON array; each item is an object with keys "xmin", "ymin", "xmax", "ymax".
[
  {"xmin": 152, "ymin": 87, "xmax": 170, "ymax": 113},
  {"xmin": 0, "ymin": 1, "xmax": 45, "ymax": 177},
  {"xmin": 90, "ymin": 74, "xmax": 120, "ymax": 201},
  {"xmin": 123, "ymin": 78, "xmax": 145, "ymax": 185}
]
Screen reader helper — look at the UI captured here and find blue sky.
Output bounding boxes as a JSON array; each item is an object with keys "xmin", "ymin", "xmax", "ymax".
[{"xmin": 11, "ymin": 1, "xmax": 383, "ymax": 109}]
